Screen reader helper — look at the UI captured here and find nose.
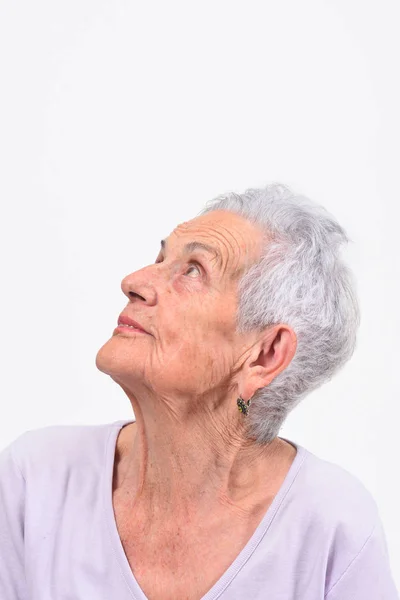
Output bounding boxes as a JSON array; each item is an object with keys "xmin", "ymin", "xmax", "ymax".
[{"xmin": 121, "ymin": 268, "xmax": 157, "ymax": 305}]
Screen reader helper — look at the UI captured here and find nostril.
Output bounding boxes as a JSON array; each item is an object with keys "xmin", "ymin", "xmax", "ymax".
[{"xmin": 129, "ymin": 291, "xmax": 146, "ymax": 301}]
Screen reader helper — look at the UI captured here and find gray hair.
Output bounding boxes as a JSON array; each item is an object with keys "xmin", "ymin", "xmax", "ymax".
[{"xmin": 198, "ymin": 183, "xmax": 360, "ymax": 445}]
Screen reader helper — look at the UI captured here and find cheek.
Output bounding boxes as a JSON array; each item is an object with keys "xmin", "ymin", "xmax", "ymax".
[
  {"xmin": 153, "ymin": 327, "xmax": 225, "ymax": 382},
  {"xmin": 152, "ymin": 294, "xmax": 237, "ymax": 370}
]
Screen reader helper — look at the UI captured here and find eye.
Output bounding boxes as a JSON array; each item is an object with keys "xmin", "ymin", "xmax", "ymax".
[
  {"xmin": 185, "ymin": 263, "xmax": 202, "ymax": 277},
  {"xmin": 155, "ymin": 255, "xmax": 203, "ymax": 277}
]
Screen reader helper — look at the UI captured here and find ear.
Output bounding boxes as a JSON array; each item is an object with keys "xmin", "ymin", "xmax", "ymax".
[{"xmin": 239, "ymin": 324, "xmax": 297, "ymax": 401}]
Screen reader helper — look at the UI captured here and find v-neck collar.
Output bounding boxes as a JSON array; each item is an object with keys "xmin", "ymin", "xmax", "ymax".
[{"xmin": 103, "ymin": 418, "xmax": 308, "ymax": 600}]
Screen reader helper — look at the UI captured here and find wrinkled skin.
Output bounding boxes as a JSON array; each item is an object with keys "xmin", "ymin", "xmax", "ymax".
[
  {"xmin": 95, "ymin": 209, "xmax": 298, "ymax": 600},
  {"xmin": 95, "ymin": 209, "xmax": 297, "ymax": 517},
  {"xmin": 97, "ymin": 210, "xmax": 295, "ymax": 419}
]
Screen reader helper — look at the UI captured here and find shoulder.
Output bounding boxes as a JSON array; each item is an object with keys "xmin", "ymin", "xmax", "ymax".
[
  {"xmin": 3, "ymin": 420, "xmax": 121, "ymax": 479},
  {"xmin": 299, "ymin": 447, "xmax": 379, "ymax": 532},
  {"xmin": 295, "ymin": 446, "xmax": 383, "ymax": 587}
]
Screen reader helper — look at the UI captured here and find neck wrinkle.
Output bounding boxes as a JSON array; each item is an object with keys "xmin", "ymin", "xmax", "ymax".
[{"xmin": 113, "ymin": 413, "xmax": 294, "ymax": 523}]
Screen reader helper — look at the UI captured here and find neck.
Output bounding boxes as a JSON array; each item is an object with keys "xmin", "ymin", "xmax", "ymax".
[{"xmin": 114, "ymin": 397, "xmax": 295, "ymax": 522}]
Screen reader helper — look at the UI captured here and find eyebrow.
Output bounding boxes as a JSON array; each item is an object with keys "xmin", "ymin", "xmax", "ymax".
[{"xmin": 160, "ymin": 239, "xmax": 222, "ymax": 266}]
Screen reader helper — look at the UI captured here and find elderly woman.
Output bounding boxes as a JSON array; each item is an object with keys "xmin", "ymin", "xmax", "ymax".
[{"xmin": 0, "ymin": 184, "xmax": 398, "ymax": 600}]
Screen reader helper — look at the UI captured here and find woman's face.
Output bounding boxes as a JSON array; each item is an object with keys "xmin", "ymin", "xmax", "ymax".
[{"xmin": 96, "ymin": 209, "xmax": 264, "ymax": 409}]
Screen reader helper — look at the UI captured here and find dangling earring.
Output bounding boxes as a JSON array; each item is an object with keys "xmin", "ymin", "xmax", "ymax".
[{"xmin": 237, "ymin": 395, "xmax": 252, "ymax": 416}]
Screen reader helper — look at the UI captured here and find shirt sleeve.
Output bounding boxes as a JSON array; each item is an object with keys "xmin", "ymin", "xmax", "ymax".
[
  {"xmin": 0, "ymin": 437, "xmax": 29, "ymax": 600},
  {"xmin": 325, "ymin": 516, "xmax": 399, "ymax": 600}
]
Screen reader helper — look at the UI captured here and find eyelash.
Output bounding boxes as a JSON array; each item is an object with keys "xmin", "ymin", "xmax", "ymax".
[{"xmin": 155, "ymin": 257, "xmax": 204, "ymax": 276}]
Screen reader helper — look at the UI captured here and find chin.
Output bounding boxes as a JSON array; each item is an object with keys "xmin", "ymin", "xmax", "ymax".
[
  {"xmin": 95, "ymin": 338, "xmax": 143, "ymax": 379},
  {"xmin": 95, "ymin": 343, "xmax": 112, "ymax": 375},
  {"xmin": 95, "ymin": 337, "xmax": 123, "ymax": 375}
]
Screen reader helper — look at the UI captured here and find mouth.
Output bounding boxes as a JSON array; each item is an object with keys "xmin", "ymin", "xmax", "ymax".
[
  {"xmin": 114, "ymin": 324, "xmax": 148, "ymax": 335},
  {"xmin": 115, "ymin": 315, "xmax": 149, "ymax": 335}
]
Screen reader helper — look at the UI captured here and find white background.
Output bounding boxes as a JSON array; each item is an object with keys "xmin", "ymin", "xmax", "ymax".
[{"xmin": 1, "ymin": 0, "xmax": 399, "ymax": 588}]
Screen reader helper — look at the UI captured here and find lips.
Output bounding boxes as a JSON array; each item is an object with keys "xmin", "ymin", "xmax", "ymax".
[{"xmin": 117, "ymin": 315, "xmax": 148, "ymax": 334}]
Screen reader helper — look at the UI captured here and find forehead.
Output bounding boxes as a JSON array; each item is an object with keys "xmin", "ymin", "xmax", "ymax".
[
  {"xmin": 174, "ymin": 210, "xmax": 260, "ymax": 245},
  {"xmin": 169, "ymin": 210, "xmax": 264, "ymax": 271}
]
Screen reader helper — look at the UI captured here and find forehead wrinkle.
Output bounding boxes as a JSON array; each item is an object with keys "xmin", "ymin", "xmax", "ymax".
[
  {"xmin": 191, "ymin": 224, "xmax": 238, "ymax": 279},
  {"xmin": 162, "ymin": 216, "xmax": 258, "ymax": 279},
  {"xmin": 210, "ymin": 224, "xmax": 247, "ymax": 280}
]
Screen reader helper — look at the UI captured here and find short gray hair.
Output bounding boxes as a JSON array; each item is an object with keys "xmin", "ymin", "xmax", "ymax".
[{"xmin": 198, "ymin": 183, "xmax": 360, "ymax": 444}]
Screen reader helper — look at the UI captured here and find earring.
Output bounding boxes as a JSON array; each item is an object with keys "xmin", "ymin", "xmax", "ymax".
[{"xmin": 237, "ymin": 395, "xmax": 252, "ymax": 416}]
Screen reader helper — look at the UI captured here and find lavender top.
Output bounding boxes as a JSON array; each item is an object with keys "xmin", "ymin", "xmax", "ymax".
[{"xmin": 0, "ymin": 419, "xmax": 398, "ymax": 599}]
